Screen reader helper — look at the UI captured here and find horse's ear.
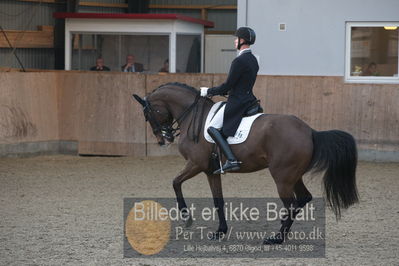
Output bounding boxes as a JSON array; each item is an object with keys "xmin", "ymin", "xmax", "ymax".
[{"xmin": 132, "ymin": 94, "xmax": 146, "ymax": 107}]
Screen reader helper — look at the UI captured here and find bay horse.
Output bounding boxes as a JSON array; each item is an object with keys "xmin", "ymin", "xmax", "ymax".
[{"xmin": 133, "ymin": 82, "xmax": 358, "ymax": 244}]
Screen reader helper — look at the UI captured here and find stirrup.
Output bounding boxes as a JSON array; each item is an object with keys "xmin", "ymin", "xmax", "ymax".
[{"xmin": 213, "ymin": 160, "xmax": 241, "ymax": 175}]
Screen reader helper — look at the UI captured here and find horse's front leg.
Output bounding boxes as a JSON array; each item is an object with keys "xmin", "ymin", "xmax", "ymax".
[
  {"xmin": 206, "ymin": 173, "xmax": 228, "ymax": 240},
  {"xmin": 173, "ymin": 161, "xmax": 201, "ymax": 227}
]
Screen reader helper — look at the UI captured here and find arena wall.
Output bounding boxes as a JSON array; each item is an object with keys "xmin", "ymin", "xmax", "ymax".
[
  {"xmin": 0, "ymin": 72, "xmax": 67, "ymax": 156},
  {"xmin": 0, "ymin": 72, "xmax": 398, "ymax": 161},
  {"xmin": 56, "ymin": 72, "xmax": 147, "ymax": 157},
  {"xmin": 253, "ymin": 75, "xmax": 399, "ymax": 162}
]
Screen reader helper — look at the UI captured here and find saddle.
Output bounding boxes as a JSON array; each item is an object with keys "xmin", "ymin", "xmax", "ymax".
[
  {"xmin": 204, "ymin": 101, "xmax": 264, "ymax": 145},
  {"xmin": 244, "ymin": 100, "xmax": 263, "ymax": 117},
  {"xmin": 213, "ymin": 99, "xmax": 263, "ymax": 118}
]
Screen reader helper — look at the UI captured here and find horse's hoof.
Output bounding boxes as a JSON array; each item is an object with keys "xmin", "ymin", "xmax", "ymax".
[
  {"xmin": 263, "ymin": 234, "xmax": 284, "ymax": 245},
  {"xmin": 184, "ymin": 215, "xmax": 193, "ymax": 228},
  {"xmin": 210, "ymin": 231, "xmax": 225, "ymax": 241}
]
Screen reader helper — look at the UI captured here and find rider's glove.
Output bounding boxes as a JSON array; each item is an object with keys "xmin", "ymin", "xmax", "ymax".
[{"xmin": 200, "ymin": 87, "xmax": 209, "ymax": 97}]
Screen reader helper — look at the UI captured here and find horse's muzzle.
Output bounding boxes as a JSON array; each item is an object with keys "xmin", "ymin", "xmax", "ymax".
[{"xmin": 158, "ymin": 141, "xmax": 166, "ymax": 146}]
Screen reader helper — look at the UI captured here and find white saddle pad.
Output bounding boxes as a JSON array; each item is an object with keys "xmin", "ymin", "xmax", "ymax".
[{"xmin": 204, "ymin": 101, "xmax": 263, "ymax": 145}]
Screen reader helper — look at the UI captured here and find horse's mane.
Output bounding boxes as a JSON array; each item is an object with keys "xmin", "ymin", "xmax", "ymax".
[
  {"xmin": 154, "ymin": 82, "xmax": 198, "ymax": 94},
  {"xmin": 152, "ymin": 82, "xmax": 214, "ymax": 104}
]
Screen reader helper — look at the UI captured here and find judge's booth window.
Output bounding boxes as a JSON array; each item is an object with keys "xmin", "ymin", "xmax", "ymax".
[
  {"xmin": 347, "ymin": 23, "xmax": 398, "ymax": 82},
  {"xmin": 71, "ymin": 34, "xmax": 169, "ymax": 72},
  {"xmin": 176, "ymin": 34, "xmax": 201, "ymax": 73}
]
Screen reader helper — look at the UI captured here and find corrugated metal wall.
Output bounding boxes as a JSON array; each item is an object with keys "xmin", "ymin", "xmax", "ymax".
[
  {"xmin": 150, "ymin": 0, "xmax": 236, "ymax": 5},
  {"xmin": 0, "ymin": 0, "xmax": 236, "ymax": 31},
  {"xmin": 0, "ymin": 1, "xmax": 57, "ymax": 69},
  {"xmin": 150, "ymin": 0, "xmax": 237, "ymax": 31},
  {"xmin": 0, "ymin": 48, "xmax": 54, "ymax": 69},
  {"xmin": 207, "ymin": 10, "xmax": 237, "ymax": 31},
  {"xmin": 81, "ymin": 0, "xmax": 125, "ymax": 3},
  {"xmin": 0, "ymin": 0, "xmax": 236, "ymax": 70},
  {"xmin": 0, "ymin": 1, "xmax": 56, "ymax": 30}
]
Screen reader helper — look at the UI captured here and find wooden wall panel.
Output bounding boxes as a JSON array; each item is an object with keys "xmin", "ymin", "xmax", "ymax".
[
  {"xmin": 1, "ymin": 72, "xmax": 398, "ymax": 157},
  {"xmin": 0, "ymin": 72, "xmax": 58, "ymax": 144},
  {"xmin": 253, "ymin": 76, "xmax": 399, "ymax": 154},
  {"xmin": 0, "ymin": 26, "xmax": 53, "ymax": 49},
  {"xmin": 211, "ymin": 74, "xmax": 231, "ymax": 103},
  {"xmin": 57, "ymin": 72, "xmax": 146, "ymax": 156}
]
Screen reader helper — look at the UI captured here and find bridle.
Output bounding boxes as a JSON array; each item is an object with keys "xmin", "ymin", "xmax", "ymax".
[{"xmin": 142, "ymin": 93, "xmax": 202, "ymax": 143}]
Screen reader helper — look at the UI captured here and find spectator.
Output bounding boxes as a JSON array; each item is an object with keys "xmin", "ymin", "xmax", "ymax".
[
  {"xmin": 121, "ymin": 54, "xmax": 144, "ymax": 72},
  {"xmin": 90, "ymin": 58, "xmax": 110, "ymax": 71},
  {"xmin": 159, "ymin": 59, "xmax": 169, "ymax": 73},
  {"xmin": 363, "ymin": 62, "xmax": 380, "ymax": 76}
]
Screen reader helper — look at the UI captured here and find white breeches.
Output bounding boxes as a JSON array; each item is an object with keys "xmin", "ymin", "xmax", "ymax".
[{"xmin": 207, "ymin": 104, "xmax": 225, "ymax": 130}]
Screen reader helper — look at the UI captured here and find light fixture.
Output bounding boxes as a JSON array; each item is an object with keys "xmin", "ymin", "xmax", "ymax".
[{"xmin": 384, "ymin": 26, "xmax": 398, "ymax": 30}]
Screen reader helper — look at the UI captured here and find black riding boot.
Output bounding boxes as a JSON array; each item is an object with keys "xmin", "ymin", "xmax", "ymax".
[{"xmin": 207, "ymin": 127, "xmax": 241, "ymax": 174}]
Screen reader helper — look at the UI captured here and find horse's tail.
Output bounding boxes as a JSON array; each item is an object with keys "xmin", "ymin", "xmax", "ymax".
[{"xmin": 307, "ymin": 130, "xmax": 359, "ymax": 219}]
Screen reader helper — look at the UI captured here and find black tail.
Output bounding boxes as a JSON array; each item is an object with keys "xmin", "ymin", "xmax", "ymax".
[{"xmin": 307, "ymin": 130, "xmax": 359, "ymax": 219}]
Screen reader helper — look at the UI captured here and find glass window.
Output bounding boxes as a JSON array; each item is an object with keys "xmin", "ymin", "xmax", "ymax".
[
  {"xmin": 71, "ymin": 33, "xmax": 169, "ymax": 73},
  {"xmin": 176, "ymin": 34, "xmax": 201, "ymax": 73},
  {"xmin": 346, "ymin": 23, "xmax": 399, "ymax": 83}
]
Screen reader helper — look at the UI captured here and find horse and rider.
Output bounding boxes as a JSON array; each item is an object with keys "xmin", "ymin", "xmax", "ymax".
[{"xmin": 133, "ymin": 27, "xmax": 358, "ymax": 244}]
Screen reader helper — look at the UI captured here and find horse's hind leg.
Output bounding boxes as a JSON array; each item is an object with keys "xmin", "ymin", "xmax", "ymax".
[
  {"xmin": 294, "ymin": 178, "xmax": 313, "ymax": 208},
  {"xmin": 173, "ymin": 161, "xmax": 201, "ymax": 227},
  {"xmin": 264, "ymin": 167, "xmax": 302, "ymax": 245},
  {"xmin": 206, "ymin": 173, "xmax": 227, "ymax": 239}
]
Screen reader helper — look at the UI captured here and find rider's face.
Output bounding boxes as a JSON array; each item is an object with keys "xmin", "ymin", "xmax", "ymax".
[{"xmin": 234, "ymin": 38, "xmax": 245, "ymax": 49}]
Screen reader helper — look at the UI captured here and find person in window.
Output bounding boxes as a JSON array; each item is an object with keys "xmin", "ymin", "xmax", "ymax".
[
  {"xmin": 363, "ymin": 62, "xmax": 380, "ymax": 76},
  {"xmin": 200, "ymin": 27, "xmax": 259, "ymax": 174},
  {"xmin": 121, "ymin": 54, "xmax": 144, "ymax": 72},
  {"xmin": 159, "ymin": 59, "xmax": 169, "ymax": 73},
  {"xmin": 90, "ymin": 57, "xmax": 110, "ymax": 71}
]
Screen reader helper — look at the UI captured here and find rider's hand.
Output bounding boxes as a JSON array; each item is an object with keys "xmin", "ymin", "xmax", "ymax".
[{"xmin": 200, "ymin": 87, "xmax": 209, "ymax": 97}]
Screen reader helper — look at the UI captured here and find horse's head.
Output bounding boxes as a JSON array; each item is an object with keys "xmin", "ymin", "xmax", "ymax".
[
  {"xmin": 133, "ymin": 82, "xmax": 207, "ymax": 146},
  {"xmin": 133, "ymin": 94, "xmax": 175, "ymax": 146}
]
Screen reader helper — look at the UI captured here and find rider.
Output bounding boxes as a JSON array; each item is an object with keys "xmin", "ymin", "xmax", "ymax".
[{"xmin": 201, "ymin": 27, "xmax": 259, "ymax": 174}]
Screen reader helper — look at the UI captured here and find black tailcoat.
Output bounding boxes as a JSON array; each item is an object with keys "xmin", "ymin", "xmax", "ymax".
[{"xmin": 207, "ymin": 49, "xmax": 259, "ymax": 137}]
